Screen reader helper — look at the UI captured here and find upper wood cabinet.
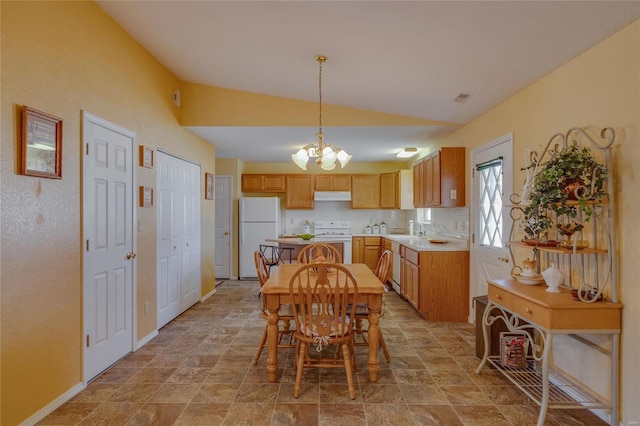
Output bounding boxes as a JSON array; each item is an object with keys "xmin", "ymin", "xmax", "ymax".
[
  {"xmin": 380, "ymin": 170, "xmax": 413, "ymax": 209},
  {"xmin": 241, "ymin": 174, "xmax": 286, "ymax": 193},
  {"xmin": 351, "ymin": 174, "xmax": 380, "ymax": 209},
  {"xmin": 314, "ymin": 174, "xmax": 351, "ymax": 191},
  {"xmin": 285, "ymin": 175, "xmax": 314, "ymax": 209},
  {"xmin": 413, "ymin": 147, "xmax": 465, "ymax": 208},
  {"xmin": 379, "ymin": 172, "xmax": 398, "ymax": 209}
]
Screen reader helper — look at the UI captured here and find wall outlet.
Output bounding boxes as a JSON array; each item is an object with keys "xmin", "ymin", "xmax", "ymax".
[
  {"xmin": 144, "ymin": 302, "xmax": 150, "ymax": 315},
  {"xmin": 450, "ymin": 189, "xmax": 457, "ymax": 200}
]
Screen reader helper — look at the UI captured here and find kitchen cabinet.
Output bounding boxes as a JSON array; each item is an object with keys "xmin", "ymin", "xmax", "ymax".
[
  {"xmin": 315, "ymin": 174, "xmax": 351, "ymax": 191},
  {"xmin": 412, "ymin": 160, "xmax": 424, "ymax": 207},
  {"xmin": 285, "ymin": 175, "xmax": 314, "ymax": 209},
  {"xmin": 379, "ymin": 172, "xmax": 398, "ymax": 209},
  {"xmin": 351, "ymin": 174, "xmax": 379, "ymax": 209},
  {"xmin": 379, "ymin": 170, "xmax": 414, "ymax": 209},
  {"xmin": 400, "ymin": 245, "xmax": 469, "ymax": 321},
  {"xmin": 241, "ymin": 174, "xmax": 286, "ymax": 192},
  {"xmin": 352, "ymin": 236, "xmax": 381, "ymax": 270},
  {"xmin": 413, "ymin": 147, "xmax": 465, "ymax": 208}
]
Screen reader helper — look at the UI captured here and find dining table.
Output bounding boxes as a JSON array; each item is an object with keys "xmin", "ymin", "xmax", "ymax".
[{"xmin": 261, "ymin": 262, "xmax": 386, "ymax": 383}]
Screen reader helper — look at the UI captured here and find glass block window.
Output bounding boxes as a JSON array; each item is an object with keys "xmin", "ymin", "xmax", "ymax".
[{"xmin": 477, "ymin": 158, "xmax": 503, "ymax": 248}]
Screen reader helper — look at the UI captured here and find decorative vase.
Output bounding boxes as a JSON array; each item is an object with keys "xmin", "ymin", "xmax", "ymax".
[
  {"xmin": 541, "ymin": 263, "xmax": 564, "ymax": 293},
  {"xmin": 562, "ymin": 179, "xmax": 585, "ymax": 201},
  {"xmin": 521, "ymin": 258, "xmax": 537, "ymax": 277}
]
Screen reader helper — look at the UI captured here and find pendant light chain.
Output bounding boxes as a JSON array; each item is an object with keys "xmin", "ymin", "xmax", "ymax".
[
  {"xmin": 291, "ymin": 54, "xmax": 350, "ymax": 171},
  {"xmin": 316, "ymin": 55, "xmax": 326, "ymax": 148}
]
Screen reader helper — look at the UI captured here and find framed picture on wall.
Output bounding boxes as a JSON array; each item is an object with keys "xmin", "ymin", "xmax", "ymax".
[
  {"xmin": 205, "ymin": 173, "xmax": 214, "ymax": 200},
  {"xmin": 139, "ymin": 145, "xmax": 154, "ymax": 168},
  {"xmin": 139, "ymin": 186, "xmax": 154, "ymax": 207},
  {"xmin": 21, "ymin": 106, "xmax": 63, "ymax": 179}
]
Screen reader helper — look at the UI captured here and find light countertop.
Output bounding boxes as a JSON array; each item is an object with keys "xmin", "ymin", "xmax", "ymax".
[
  {"xmin": 266, "ymin": 237, "xmax": 350, "ymax": 245},
  {"xmin": 270, "ymin": 234, "xmax": 469, "ymax": 251}
]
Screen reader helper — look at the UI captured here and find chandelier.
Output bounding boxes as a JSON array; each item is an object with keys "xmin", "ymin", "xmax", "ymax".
[{"xmin": 291, "ymin": 55, "xmax": 351, "ymax": 171}]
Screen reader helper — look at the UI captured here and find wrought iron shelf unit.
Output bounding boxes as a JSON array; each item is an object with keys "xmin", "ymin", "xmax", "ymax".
[{"xmin": 476, "ymin": 126, "xmax": 621, "ymax": 426}]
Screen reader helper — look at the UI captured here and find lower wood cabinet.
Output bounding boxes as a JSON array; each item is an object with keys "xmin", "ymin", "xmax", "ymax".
[
  {"xmin": 400, "ymin": 246, "xmax": 469, "ymax": 322},
  {"xmin": 352, "ymin": 236, "xmax": 381, "ymax": 270}
]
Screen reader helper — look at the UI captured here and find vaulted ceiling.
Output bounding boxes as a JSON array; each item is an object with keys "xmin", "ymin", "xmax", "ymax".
[{"xmin": 97, "ymin": 1, "xmax": 640, "ymax": 162}]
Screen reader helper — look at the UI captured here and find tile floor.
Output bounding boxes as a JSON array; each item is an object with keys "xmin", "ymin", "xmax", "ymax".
[{"xmin": 39, "ymin": 280, "xmax": 606, "ymax": 425}]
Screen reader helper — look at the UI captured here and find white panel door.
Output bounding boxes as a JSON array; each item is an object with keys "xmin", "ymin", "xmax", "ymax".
[
  {"xmin": 180, "ymin": 161, "xmax": 201, "ymax": 309},
  {"xmin": 215, "ymin": 176, "xmax": 232, "ymax": 279},
  {"xmin": 157, "ymin": 152, "xmax": 201, "ymax": 328},
  {"xmin": 157, "ymin": 156, "xmax": 182, "ymax": 328},
  {"xmin": 470, "ymin": 134, "xmax": 514, "ymax": 319},
  {"xmin": 83, "ymin": 112, "xmax": 135, "ymax": 381}
]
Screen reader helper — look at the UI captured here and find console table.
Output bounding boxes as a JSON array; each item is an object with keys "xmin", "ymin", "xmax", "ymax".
[{"xmin": 476, "ymin": 279, "xmax": 622, "ymax": 426}]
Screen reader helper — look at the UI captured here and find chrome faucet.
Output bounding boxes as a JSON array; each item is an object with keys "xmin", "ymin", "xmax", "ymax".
[{"xmin": 409, "ymin": 220, "xmax": 416, "ymax": 236}]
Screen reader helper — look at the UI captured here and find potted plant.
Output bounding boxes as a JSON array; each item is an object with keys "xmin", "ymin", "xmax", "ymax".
[{"xmin": 522, "ymin": 145, "xmax": 608, "ymax": 242}]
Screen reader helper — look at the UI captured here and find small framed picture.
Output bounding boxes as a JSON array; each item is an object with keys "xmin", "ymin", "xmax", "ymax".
[
  {"xmin": 205, "ymin": 172, "xmax": 215, "ymax": 200},
  {"xmin": 21, "ymin": 106, "xmax": 63, "ymax": 179},
  {"xmin": 500, "ymin": 332, "xmax": 529, "ymax": 369},
  {"xmin": 139, "ymin": 145, "xmax": 154, "ymax": 168},
  {"xmin": 139, "ymin": 186, "xmax": 153, "ymax": 207}
]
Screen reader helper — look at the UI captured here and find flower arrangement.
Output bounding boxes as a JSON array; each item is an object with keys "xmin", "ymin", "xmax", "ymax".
[{"xmin": 522, "ymin": 145, "xmax": 607, "ymax": 241}]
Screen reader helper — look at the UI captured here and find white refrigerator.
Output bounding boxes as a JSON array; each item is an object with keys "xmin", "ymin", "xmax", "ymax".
[{"xmin": 239, "ymin": 197, "xmax": 281, "ymax": 278}]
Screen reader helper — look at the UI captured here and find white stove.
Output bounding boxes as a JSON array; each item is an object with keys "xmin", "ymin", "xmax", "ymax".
[{"xmin": 313, "ymin": 220, "xmax": 352, "ymax": 263}]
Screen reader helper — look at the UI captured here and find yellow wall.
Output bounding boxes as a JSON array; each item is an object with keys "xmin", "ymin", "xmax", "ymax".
[
  {"xmin": 0, "ymin": 2, "xmax": 215, "ymax": 424},
  {"xmin": 181, "ymin": 81, "xmax": 458, "ymax": 127},
  {"xmin": 441, "ymin": 20, "xmax": 639, "ymax": 422}
]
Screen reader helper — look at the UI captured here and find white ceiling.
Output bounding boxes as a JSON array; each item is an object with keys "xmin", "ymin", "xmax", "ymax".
[{"xmin": 97, "ymin": 1, "xmax": 640, "ymax": 163}]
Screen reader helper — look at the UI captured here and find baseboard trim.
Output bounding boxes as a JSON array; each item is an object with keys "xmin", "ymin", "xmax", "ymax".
[
  {"xmin": 201, "ymin": 287, "xmax": 217, "ymax": 302},
  {"xmin": 135, "ymin": 329, "xmax": 158, "ymax": 351},
  {"xmin": 19, "ymin": 382, "xmax": 85, "ymax": 426}
]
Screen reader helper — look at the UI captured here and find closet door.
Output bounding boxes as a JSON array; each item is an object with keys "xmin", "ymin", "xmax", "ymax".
[
  {"xmin": 157, "ymin": 152, "xmax": 201, "ymax": 328},
  {"xmin": 180, "ymin": 161, "xmax": 201, "ymax": 310}
]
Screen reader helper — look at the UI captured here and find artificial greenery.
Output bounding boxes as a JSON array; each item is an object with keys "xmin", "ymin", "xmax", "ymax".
[{"xmin": 522, "ymin": 145, "xmax": 607, "ymax": 240}]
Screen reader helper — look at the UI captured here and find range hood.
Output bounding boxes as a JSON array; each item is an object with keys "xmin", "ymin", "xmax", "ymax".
[{"xmin": 314, "ymin": 191, "xmax": 352, "ymax": 202}]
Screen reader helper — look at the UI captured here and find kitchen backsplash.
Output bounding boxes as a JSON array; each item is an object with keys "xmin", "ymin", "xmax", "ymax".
[
  {"xmin": 418, "ymin": 207, "xmax": 470, "ymax": 239},
  {"xmin": 283, "ymin": 202, "xmax": 470, "ymax": 239}
]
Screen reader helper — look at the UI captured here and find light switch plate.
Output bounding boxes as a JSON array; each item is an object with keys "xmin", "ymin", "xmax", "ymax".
[{"xmin": 450, "ymin": 189, "xmax": 457, "ymax": 200}]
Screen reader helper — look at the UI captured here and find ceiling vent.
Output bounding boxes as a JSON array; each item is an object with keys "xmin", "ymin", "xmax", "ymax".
[{"xmin": 453, "ymin": 93, "xmax": 472, "ymax": 103}]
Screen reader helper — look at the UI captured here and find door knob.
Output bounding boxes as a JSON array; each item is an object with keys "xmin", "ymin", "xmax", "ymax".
[
  {"xmin": 224, "ymin": 231, "xmax": 229, "ymax": 235},
  {"xmin": 126, "ymin": 252, "xmax": 137, "ymax": 260}
]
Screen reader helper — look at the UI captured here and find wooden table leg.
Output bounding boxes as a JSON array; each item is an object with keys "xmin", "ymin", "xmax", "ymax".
[
  {"xmin": 367, "ymin": 294, "xmax": 381, "ymax": 382},
  {"xmin": 266, "ymin": 298, "xmax": 280, "ymax": 382}
]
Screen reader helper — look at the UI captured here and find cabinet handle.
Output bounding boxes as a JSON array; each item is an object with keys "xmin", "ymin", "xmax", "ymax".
[
  {"xmin": 495, "ymin": 293, "xmax": 502, "ymax": 300},
  {"xmin": 526, "ymin": 307, "xmax": 532, "ymax": 314}
]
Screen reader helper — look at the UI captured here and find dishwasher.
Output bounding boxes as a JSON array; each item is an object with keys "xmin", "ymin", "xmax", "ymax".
[{"xmin": 391, "ymin": 241, "xmax": 401, "ymax": 295}]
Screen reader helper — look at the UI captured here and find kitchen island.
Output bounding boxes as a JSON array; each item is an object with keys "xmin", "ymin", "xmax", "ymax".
[
  {"xmin": 266, "ymin": 237, "xmax": 348, "ymax": 262},
  {"xmin": 352, "ymin": 234, "xmax": 470, "ymax": 322},
  {"xmin": 372, "ymin": 234, "xmax": 470, "ymax": 252}
]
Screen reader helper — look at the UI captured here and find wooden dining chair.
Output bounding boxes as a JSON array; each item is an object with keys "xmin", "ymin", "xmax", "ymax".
[
  {"xmin": 252, "ymin": 251, "xmax": 295, "ymax": 365},
  {"xmin": 289, "ymin": 262, "xmax": 358, "ymax": 399},
  {"xmin": 296, "ymin": 243, "xmax": 343, "ymax": 264},
  {"xmin": 354, "ymin": 249, "xmax": 392, "ymax": 362}
]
